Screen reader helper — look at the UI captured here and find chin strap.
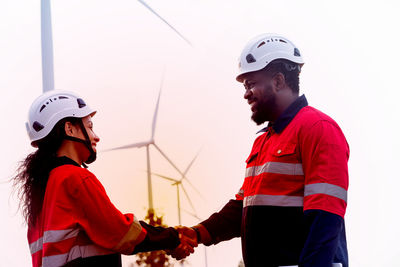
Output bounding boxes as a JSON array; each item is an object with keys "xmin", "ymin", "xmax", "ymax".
[{"xmin": 64, "ymin": 119, "xmax": 97, "ymax": 167}]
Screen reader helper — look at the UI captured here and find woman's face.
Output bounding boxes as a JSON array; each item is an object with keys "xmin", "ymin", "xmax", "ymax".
[
  {"xmin": 60, "ymin": 115, "xmax": 100, "ymax": 164},
  {"xmin": 79, "ymin": 115, "xmax": 100, "ymax": 153}
]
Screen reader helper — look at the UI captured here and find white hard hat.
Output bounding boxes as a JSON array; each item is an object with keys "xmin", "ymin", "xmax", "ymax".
[
  {"xmin": 236, "ymin": 33, "xmax": 304, "ymax": 82},
  {"xmin": 26, "ymin": 90, "xmax": 96, "ymax": 147}
]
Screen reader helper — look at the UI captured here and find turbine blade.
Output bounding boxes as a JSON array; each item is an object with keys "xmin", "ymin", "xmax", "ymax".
[
  {"xmin": 153, "ymin": 144, "xmax": 184, "ymax": 176},
  {"xmin": 180, "ymin": 184, "xmax": 197, "ymax": 215},
  {"xmin": 182, "ymin": 208, "xmax": 201, "ymax": 221},
  {"xmin": 183, "ymin": 149, "xmax": 202, "ymax": 176},
  {"xmin": 137, "ymin": 0, "xmax": 193, "ymax": 47},
  {"xmin": 102, "ymin": 141, "xmax": 150, "ymax": 152},
  {"xmin": 151, "ymin": 79, "xmax": 163, "ymax": 141},
  {"xmin": 182, "ymin": 177, "xmax": 205, "ymax": 201},
  {"xmin": 41, "ymin": 0, "xmax": 55, "ymax": 92},
  {"xmin": 151, "ymin": 172, "xmax": 179, "ymax": 183}
]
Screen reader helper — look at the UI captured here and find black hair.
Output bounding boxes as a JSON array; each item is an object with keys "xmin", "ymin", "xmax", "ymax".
[
  {"xmin": 13, "ymin": 117, "xmax": 80, "ymax": 225},
  {"xmin": 263, "ymin": 59, "xmax": 301, "ymax": 94}
]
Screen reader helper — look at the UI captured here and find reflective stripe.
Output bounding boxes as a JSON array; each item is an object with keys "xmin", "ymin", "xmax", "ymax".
[
  {"xmin": 77, "ymin": 244, "xmax": 113, "ymax": 258},
  {"xmin": 44, "ymin": 228, "xmax": 80, "ymax": 243},
  {"xmin": 237, "ymin": 189, "xmax": 244, "ymax": 197},
  {"xmin": 30, "ymin": 237, "xmax": 43, "ymax": 255},
  {"xmin": 42, "ymin": 244, "xmax": 113, "ymax": 267},
  {"xmin": 29, "ymin": 228, "xmax": 80, "ymax": 255},
  {"xmin": 244, "ymin": 194, "xmax": 303, "ymax": 207},
  {"xmin": 130, "ymin": 215, "xmax": 144, "ymax": 243},
  {"xmin": 245, "ymin": 162, "xmax": 304, "ymax": 178},
  {"xmin": 304, "ymin": 183, "xmax": 347, "ymax": 202},
  {"xmin": 68, "ymin": 244, "xmax": 113, "ymax": 262},
  {"xmin": 42, "ymin": 253, "xmax": 68, "ymax": 267}
]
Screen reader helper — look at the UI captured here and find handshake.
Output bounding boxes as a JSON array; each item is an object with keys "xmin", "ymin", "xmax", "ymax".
[{"xmin": 166, "ymin": 225, "xmax": 205, "ymax": 260}]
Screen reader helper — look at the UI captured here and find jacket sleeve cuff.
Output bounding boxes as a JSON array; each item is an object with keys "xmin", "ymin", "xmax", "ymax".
[{"xmin": 131, "ymin": 221, "xmax": 180, "ymax": 254}]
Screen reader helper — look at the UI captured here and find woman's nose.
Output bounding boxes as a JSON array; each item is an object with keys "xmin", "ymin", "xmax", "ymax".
[{"xmin": 94, "ymin": 133, "xmax": 100, "ymax": 143}]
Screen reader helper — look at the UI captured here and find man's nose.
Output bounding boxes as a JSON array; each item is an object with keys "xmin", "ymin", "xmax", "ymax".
[{"xmin": 244, "ymin": 89, "xmax": 252, "ymax": 99}]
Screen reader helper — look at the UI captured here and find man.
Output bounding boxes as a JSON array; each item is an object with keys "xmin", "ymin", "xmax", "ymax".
[{"xmin": 171, "ymin": 34, "xmax": 349, "ymax": 267}]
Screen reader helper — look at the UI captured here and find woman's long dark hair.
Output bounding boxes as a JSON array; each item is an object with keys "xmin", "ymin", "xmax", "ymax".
[{"xmin": 13, "ymin": 117, "xmax": 80, "ymax": 225}]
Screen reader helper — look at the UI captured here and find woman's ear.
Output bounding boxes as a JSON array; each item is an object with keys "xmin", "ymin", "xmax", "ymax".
[{"xmin": 64, "ymin": 121, "xmax": 76, "ymax": 137}]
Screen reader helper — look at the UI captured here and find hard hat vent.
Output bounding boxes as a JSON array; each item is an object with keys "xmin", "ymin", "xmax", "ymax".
[
  {"xmin": 38, "ymin": 96, "xmax": 71, "ymax": 113},
  {"xmin": 294, "ymin": 48, "xmax": 301, "ymax": 57},
  {"xmin": 257, "ymin": 41, "xmax": 266, "ymax": 48},
  {"xmin": 33, "ymin": 121, "xmax": 44, "ymax": 132},
  {"xmin": 246, "ymin": 54, "xmax": 256, "ymax": 64},
  {"xmin": 77, "ymin": 98, "xmax": 86, "ymax": 108}
]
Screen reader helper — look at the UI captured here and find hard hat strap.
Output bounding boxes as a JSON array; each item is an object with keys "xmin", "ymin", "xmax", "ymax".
[{"xmin": 63, "ymin": 119, "xmax": 96, "ymax": 166}]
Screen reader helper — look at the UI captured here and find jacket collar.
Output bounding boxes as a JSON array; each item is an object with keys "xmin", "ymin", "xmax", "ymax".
[
  {"xmin": 257, "ymin": 94, "xmax": 308, "ymax": 134},
  {"xmin": 53, "ymin": 156, "xmax": 81, "ymax": 168}
]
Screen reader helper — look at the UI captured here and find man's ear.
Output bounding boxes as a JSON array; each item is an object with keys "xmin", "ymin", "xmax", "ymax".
[
  {"xmin": 273, "ymin": 72, "xmax": 286, "ymax": 91},
  {"xmin": 64, "ymin": 121, "xmax": 76, "ymax": 137}
]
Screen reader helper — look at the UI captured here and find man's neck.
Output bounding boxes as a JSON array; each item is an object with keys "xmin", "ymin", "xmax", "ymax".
[{"xmin": 276, "ymin": 92, "xmax": 299, "ymax": 119}]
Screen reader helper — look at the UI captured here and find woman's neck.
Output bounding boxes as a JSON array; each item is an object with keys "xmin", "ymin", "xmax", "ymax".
[{"xmin": 56, "ymin": 141, "xmax": 84, "ymax": 166}]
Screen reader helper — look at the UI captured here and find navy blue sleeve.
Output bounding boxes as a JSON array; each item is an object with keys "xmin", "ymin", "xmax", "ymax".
[
  {"xmin": 299, "ymin": 209, "xmax": 348, "ymax": 267},
  {"xmin": 132, "ymin": 221, "xmax": 180, "ymax": 253},
  {"xmin": 200, "ymin": 199, "xmax": 242, "ymax": 245}
]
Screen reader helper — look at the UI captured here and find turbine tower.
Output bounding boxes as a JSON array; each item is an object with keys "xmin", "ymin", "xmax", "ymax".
[{"xmin": 41, "ymin": 0, "xmax": 55, "ymax": 92}]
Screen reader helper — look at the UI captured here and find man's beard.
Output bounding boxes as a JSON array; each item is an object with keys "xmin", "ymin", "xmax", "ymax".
[{"xmin": 251, "ymin": 86, "xmax": 277, "ymax": 125}]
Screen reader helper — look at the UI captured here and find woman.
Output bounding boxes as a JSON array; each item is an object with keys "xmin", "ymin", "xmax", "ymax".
[{"xmin": 13, "ymin": 90, "xmax": 194, "ymax": 267}]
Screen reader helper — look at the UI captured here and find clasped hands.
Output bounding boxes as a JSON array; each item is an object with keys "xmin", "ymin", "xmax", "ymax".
[{"xmin": 167, "ymin": 226, "xmax": 199, "ymax": 260}]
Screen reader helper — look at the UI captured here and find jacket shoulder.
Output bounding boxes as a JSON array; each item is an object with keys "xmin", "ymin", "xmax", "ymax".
[
  {"xmin": 49, "ymin": 165, "xmax": 96, "ymax": 192},
  {"xmin": 297, "ymin": 106, "xmax": 340, "ymax": 128}
]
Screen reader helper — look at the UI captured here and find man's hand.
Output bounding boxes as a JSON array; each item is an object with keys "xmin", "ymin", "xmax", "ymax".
[{"xmin": 167, "ymin": 226, "xmax": 198, "ymax": 260}]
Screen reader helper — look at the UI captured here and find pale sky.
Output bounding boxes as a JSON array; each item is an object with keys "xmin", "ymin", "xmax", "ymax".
[{"xmin": 1, "ymin": 0, "xmax": 400, "ymax": 266}]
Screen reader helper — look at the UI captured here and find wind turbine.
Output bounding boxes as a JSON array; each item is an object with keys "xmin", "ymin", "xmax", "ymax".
[
  {"xmin": 104, "ymin": 76, "xmax": 188, "ymax": 213},
  {"xmin": 151, "ymin": 150, "xmax": 202, "ymax": 224},
  {"xmin": 137, "ymin": 0, "xmax": 193, "ymax": 47},
  {"xmin": 152, "ymin": 151, "xmax": 208, "ymax": 267},
  {"xmin": 41, "ymin": 0, "xmax": 55, "ymax": 92},
  {"xmin": 40, "ymin": 0, "xmax": 192, "ymax": 92}
]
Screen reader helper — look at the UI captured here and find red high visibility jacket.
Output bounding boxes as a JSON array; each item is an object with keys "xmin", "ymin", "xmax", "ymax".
[
  {"xmin": 28, "ymin": 157, "xmax": 146, "ymax": 267},
  {"xmin": 237, "ymin": 104, "xmax": 349, "ymax": 218},
  {"xmin": 201, "ymin": 95, "xmax": 349, "ymax": 267}
]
